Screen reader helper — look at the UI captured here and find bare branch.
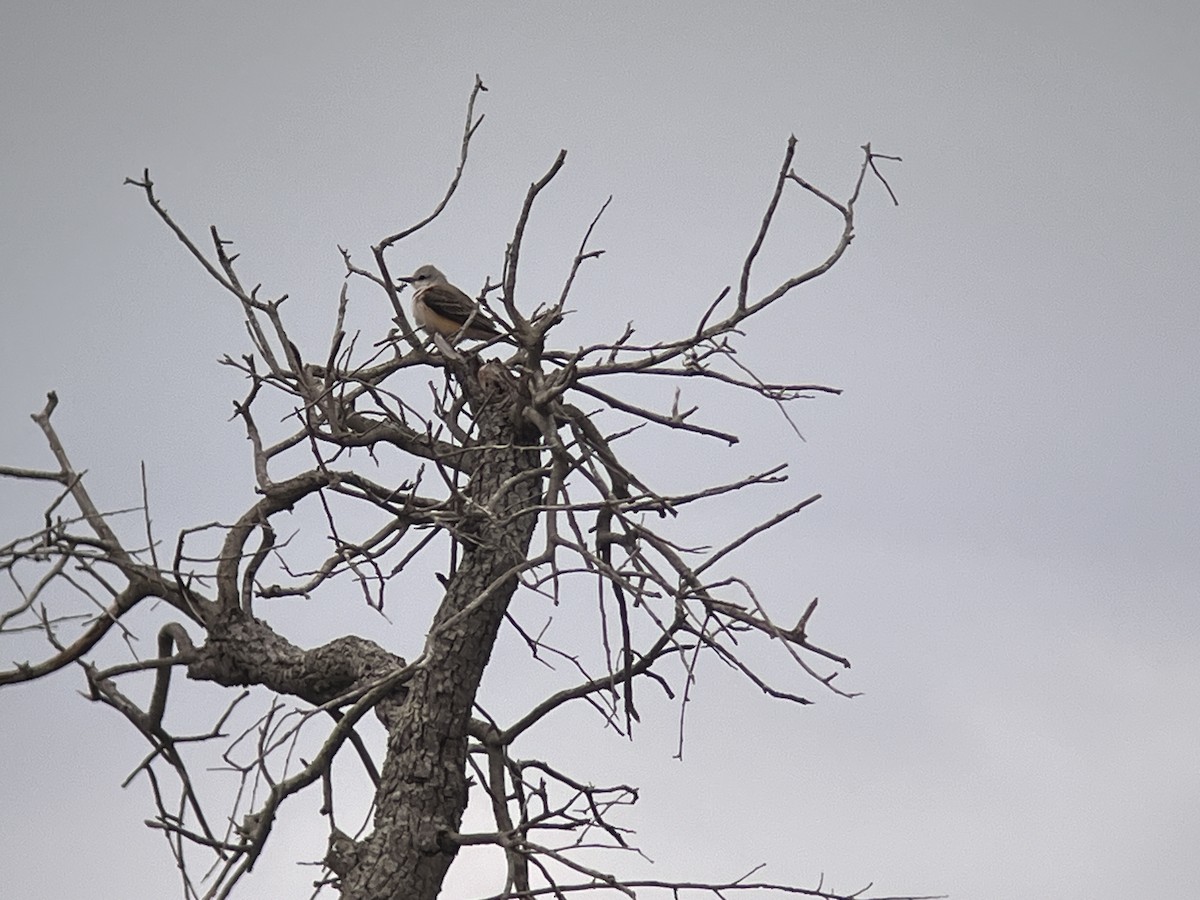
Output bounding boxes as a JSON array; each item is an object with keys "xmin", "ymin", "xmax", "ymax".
[
  {"xmin": 503, "ymin": 149, "xmax": 568, "ymax": 334},
  {"xmin": 378, "ymin": 75, "xmax": 489, "ymax": 250},
  {"xmin": 738, "ymin": 135, "xmax": 798, "ymax": 312}
]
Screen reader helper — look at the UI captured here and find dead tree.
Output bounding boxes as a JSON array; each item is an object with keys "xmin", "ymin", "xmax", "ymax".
[{"xmin": 0, "ymin": 79, "xmax": 918, "ymax": 900}]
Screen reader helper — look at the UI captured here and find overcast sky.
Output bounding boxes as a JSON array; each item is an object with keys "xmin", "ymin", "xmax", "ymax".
[{"xmin": 2, "ymin": 3, "xmax": 1198, "ymax": 899}]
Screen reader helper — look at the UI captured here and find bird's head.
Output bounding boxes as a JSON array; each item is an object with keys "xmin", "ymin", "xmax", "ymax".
[{"xmin": 399, "ymin": 264, "xmax": 447, "ymax": 287}]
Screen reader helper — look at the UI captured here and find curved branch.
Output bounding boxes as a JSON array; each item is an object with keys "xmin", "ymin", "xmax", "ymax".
[
  {"xmin": 502, "ymin": 149, "xmax": 568, "ymax": 335},
  {"xmin": 215, "ymin": 469, "xmax": 335, "ymax": 612},
  {"xmin": 377, "ymin": 75, "xmax": 489, "ymax": 250},
  {"xmin": 501, "ymin": 613, "xmax": 688, "ymax": 743},
  {"xmin": 0, "ymin": 580, "xmax": 152, "ymax": 685},
  {"xmin": 737, "ymin": 135, "xmax": 797, "ymax": 313}
]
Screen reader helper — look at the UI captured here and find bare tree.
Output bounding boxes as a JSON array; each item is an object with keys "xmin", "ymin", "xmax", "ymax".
[{"xmin": 1, "ymin": 79, "xmax": 918, "ymax": 900}]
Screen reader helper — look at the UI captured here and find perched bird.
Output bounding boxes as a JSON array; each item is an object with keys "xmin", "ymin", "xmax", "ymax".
[{"xmin": 398, "ymin": 265, "xmax": 503, "ymax": 342}]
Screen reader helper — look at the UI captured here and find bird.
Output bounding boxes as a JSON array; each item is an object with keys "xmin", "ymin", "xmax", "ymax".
[{"xmin": 398, "ymin": 265, "xmax": 503, "ymax": 343}]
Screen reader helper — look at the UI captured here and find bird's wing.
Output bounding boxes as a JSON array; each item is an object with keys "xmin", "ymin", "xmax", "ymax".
[
  {"xmin": 420, "ymin": 284, "xmax": 499, "ymax": 333},
  {"xmin": 420, "ymin": 284, "xmax": 478, "ymax": 322}
]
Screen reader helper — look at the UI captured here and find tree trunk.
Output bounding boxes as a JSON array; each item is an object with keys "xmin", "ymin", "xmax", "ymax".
[{"xmin": 337, "ymin": 361, "xmax": 541, "ymax": 900}]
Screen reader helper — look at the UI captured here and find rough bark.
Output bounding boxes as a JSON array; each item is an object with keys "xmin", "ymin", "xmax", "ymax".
[{"xmin": 335, "ymin": 359, "xmax": 542, "ymax": 899}]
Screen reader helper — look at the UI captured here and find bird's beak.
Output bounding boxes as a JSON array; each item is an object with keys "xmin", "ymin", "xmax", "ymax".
[{"xmin": 397, "ymin": 276, "xmax": 414, "ymax": 284}]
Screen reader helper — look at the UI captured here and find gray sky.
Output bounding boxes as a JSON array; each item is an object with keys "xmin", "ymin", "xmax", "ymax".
[{"xmin": 2, "ymin": 3, "xmax": 1198, "ymax": 899}]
